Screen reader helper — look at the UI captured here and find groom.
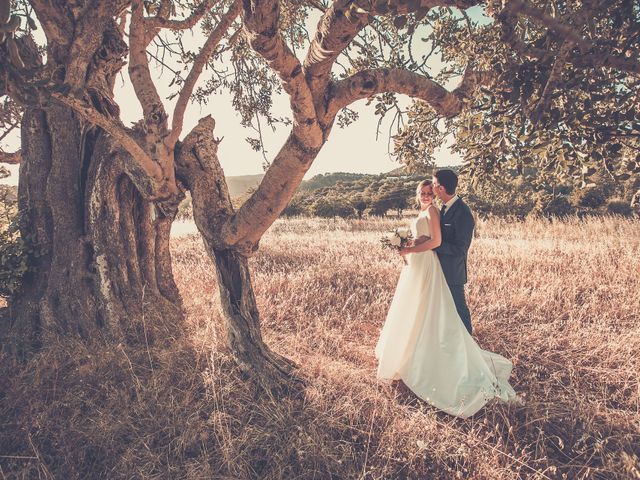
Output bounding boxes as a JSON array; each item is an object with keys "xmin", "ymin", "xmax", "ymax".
[{"xmin": 432, "ymin": 169, "xmax": 475, "ymax": 335}]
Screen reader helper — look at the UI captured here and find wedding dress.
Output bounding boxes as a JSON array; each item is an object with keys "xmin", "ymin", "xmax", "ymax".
[{"xmin": 375, "ymin": 210, "xmax": 517, "ymax": 418}]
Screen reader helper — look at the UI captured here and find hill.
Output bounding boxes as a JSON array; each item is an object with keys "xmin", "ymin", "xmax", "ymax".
[
  {"xmin": 212, "ymin": 166, "xmax": 461, "ymax": 200},
  {"xmin": 226, "ymin": 174, "xmax": 264, "ymax": 198},
  {"xmin": 299, "ymin": 172, "xmax": 373, "ymax": 191},
  {"xmin": 281, "ymin": 167, "xmax": 466, "ymax": 218},
  {"xmin": 299, "ymin": 166, "xmax": 461, "ymax": 192}
]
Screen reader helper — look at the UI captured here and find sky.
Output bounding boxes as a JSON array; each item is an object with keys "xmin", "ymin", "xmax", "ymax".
[{"xmin": 1, "ymin": 5, "xmax": 491, "ymax": 185}]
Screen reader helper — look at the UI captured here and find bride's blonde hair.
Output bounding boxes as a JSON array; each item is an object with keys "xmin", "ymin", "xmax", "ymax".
[{"xmin": 415, "ymin": 179, "xmax": 433, "ymax": 208}]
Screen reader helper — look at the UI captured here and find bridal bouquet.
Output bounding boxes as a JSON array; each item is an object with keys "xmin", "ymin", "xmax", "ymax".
[{"xmin": 380, "ymin": 227, "xmax": 413, "ymax": 251}]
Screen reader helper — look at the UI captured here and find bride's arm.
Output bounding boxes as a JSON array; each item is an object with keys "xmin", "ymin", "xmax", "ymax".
[{"xmin": 401, "ymin": 206, "xmax": 442, "ymax": 254}]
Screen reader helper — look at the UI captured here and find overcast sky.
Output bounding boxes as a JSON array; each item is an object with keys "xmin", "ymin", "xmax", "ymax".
[{"xmin": 2, "ymin": 6, "xmax": 491, "ymax": 185}]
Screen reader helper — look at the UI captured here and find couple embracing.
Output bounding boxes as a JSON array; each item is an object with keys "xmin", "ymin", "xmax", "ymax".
[{"xmin": 375, "ymin": 169, "xmax": 517, "ymax": 418}]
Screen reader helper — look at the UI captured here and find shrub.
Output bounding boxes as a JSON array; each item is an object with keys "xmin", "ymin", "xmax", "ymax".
[
  {"xmin": 571, "ymin": 185, "xmax": 608, "ymax": 209},
  {"xmin": 349, "ymin": 198, "xmax": 369, "ymax": 219},
  {"xmin": 459, "ymin": 174, "xmax": 540, "ymax": 220},
  {"xmin": 529, "ymin": 194, "xmax": 573, "ymax": 218},
  {"xmin": 0, "ymin": 187, "xmax": 39, "ymax": 299},
  {"xmin": 465, "ymin": 192, "xmax": 535, "ymax": 219},
  {"xmin": 281, "ymin": 196, "xmax": 308, "ymax": 217},
  {"xmin": 311, "ymin": 198, "xmax": 355, "ymax": 219},
  {"xmin": 368, "ymin": 203, "xmax": 389, "ymax": 217},
  {"xmin": 606, "ymin": 198, "xmax": 634, "ymax": 217}
]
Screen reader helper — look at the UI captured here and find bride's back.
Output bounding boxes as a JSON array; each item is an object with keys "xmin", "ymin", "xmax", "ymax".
[{"xmin": 412, "ymin": 210, "xmax": 432, "ymax": 238}]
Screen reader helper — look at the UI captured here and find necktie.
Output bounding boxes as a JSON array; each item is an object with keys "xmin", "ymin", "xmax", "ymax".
[{"xmin": 440, "ymin": 204, "xmax": 446, "ymax": 216}]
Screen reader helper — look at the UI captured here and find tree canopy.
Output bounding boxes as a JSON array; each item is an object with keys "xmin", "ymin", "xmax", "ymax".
[{"xmin": 388, "ymin": 0, "xmax": 639, "ymax": 191}]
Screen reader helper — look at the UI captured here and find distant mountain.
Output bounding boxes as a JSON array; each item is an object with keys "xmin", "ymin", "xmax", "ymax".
[
  {"xmin": 226, "ymin": 172, "xmax": 375, "ymax": 199},
  {"xmin": 297, "ymin": 166, "xmax": 462, "ymax": 193},
  {"xmin": 299, "ymin": 172, "xmax": 373, "ymax": 191},
  {"xmin": 226, "ymin": 174, "xmax": 264, "ymax": 198},
  {"xmin": 225, "ymin": 165, "xmax": 462, "ymax": 199}
]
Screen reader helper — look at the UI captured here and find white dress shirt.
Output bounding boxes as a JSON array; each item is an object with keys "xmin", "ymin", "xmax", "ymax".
[{"xmin": 442, "ymin": 195, "xmax": 459, "ymax": 215}]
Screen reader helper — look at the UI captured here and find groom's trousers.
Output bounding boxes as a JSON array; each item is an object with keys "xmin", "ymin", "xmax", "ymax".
[{"xmin": 449, "ymin": 284, "xmax": 472, "ymax": 335}]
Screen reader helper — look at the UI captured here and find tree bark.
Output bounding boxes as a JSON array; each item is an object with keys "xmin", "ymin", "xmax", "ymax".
[
  {"xmin": 2, "ymin": 104, "xmax": 183, "ymax": 356},
  {"xmin": 175, "ymin": 117, "xmax": 299, "ymax": 393},
  {"xmin": 212, "ymin": 248, "xmax": 298, "ymax": 392}
]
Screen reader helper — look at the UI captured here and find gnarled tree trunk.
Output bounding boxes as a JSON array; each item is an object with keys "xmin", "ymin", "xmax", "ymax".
[
  {"xmin": 175, "ymin": 116, "xmax": 298, "ymax": 392},
  {"xmin": 212, "ymin": 248, "xmax": 298, "ymax": 391},
  {"xmin": 4, "ymin": 104, "xmax": 183, "ymax": 356}
]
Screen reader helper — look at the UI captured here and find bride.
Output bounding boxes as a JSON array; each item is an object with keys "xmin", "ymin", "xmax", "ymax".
[{"xmin": 375, "ymin": 180, "xmax": 517, "ymax": 418}]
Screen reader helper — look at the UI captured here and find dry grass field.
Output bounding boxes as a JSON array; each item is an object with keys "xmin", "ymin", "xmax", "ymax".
[{"xmin": 1, "ymin": 216, "xmax": 639, "ymax": 479}]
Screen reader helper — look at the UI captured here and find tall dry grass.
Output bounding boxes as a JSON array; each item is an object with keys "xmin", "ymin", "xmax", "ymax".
[{"xmin": 1, "ymin": 216, "xmax": 638, "ymax": 479}]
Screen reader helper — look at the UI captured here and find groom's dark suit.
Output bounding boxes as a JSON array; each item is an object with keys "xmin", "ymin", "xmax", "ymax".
[{"xmin": 434, "ymin": 197, "xmax": 475, "ymax": 334}]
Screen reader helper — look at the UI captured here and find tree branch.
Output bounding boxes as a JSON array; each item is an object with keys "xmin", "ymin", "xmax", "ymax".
[
  {"xmin": 220, "ymin": 126, "xmax": 322, "ymax": 250},
  {"xmin": 219, "ymin": 0, "xmax": 334, "ymax": 249},
  {"xmin": 303, "ymin": 0, "xmax": 482, "ymax": 108},
  {"xmin": 303, "ymin": 0, "xmax": 369, "ymax": 98},
  {"xmin": 129, "ymin": 0, "xmax": 169, "ymax": 140},
  {"xmin": 328, "ymin": 68, "xmax": 480, "ymax": 118},
  {"xmin": 51, "ymin": 92, "xmax": 163, "ymax": 183},
  {"xmin": 0, "ymin": 118, "xmax": 20, "ymax": 144},
  {"xmin": 242, "ymin": 0, "xmax": 321, "ymax": 140},
  {"xmin": 144, "ymin": 0, "xmax": 216, "ymax": 31},
  {"xmin": 65, "ymin": 2, "xmax": 125, "ymax": 89},
  {"xmin": 532, "ymin": 40, "xmax": 572, "ymax": 122},
  {"xmin": 0, "ymin": 150, "xmax": 20, "ymax": 164},
  {"xmin": 143, "ymin": 0, "xmax": 218, "ymax": 46},
  {"xmin": 167, "ymin": 0, "xmax": 242, "ymax": 147},
  {"xmin": 503, "ymin": 0, "xmax": 590, "ymax": 51},
  {"xmin": 355, "ymin": 0, "xmax": 480, "ymax": 16},
  {"xmin": 29, "ymin": 0, "xmax": 73, "ymax": 47}
]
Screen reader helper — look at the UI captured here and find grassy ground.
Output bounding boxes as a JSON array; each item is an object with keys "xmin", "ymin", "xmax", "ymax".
[{"xmin": 1, "ymin": 216, "xmax": 639, "ymax": 479}]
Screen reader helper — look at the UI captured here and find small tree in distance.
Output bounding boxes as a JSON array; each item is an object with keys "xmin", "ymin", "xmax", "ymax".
[
  {"xmin": 350, "ymin": 195, "xmax": 369, "ymax": 219},
  {"xmin": 311, "ymin": 197, "xmax": 355, "ymax": 219}
]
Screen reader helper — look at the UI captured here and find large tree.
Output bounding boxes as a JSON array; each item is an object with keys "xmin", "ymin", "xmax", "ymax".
[{"xmin": 1, "ymin": 0, "xmax": 638, "ymax": 389}]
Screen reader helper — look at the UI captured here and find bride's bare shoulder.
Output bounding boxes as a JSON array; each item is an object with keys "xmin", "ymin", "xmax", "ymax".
[{"xmin": 426, "ymin": 204, "xmax": 440, "ymax": 218}]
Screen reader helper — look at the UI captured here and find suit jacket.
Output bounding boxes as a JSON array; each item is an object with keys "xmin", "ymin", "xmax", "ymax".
[{"xmin": 434, "ymin": 197, "xmax": 474, "ymax": 285}]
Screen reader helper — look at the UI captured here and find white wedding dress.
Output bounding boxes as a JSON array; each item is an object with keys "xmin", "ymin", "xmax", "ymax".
[{"xmin": 375, "ymin": 210, "xmax": 517, "ymax": 418}]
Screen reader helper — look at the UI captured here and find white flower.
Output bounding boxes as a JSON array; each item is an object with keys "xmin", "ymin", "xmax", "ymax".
[
  {"xmin": 389, "ymin": 235, "xmax": 402, "ymax": 247},
  {"xmin": 396, "ymin": 228, "xmax": 411, "ymax": 239}
]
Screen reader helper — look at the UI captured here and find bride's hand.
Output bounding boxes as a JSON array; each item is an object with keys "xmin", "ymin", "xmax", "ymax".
[{"xmin": 399, "ymin": 247, "xmax": 410, "ymax": 265}]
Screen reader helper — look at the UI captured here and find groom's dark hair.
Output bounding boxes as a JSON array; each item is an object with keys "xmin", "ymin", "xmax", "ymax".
[{"xmin": 434, "ymin": 169, "xmax": 458, "ymax": 195}]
